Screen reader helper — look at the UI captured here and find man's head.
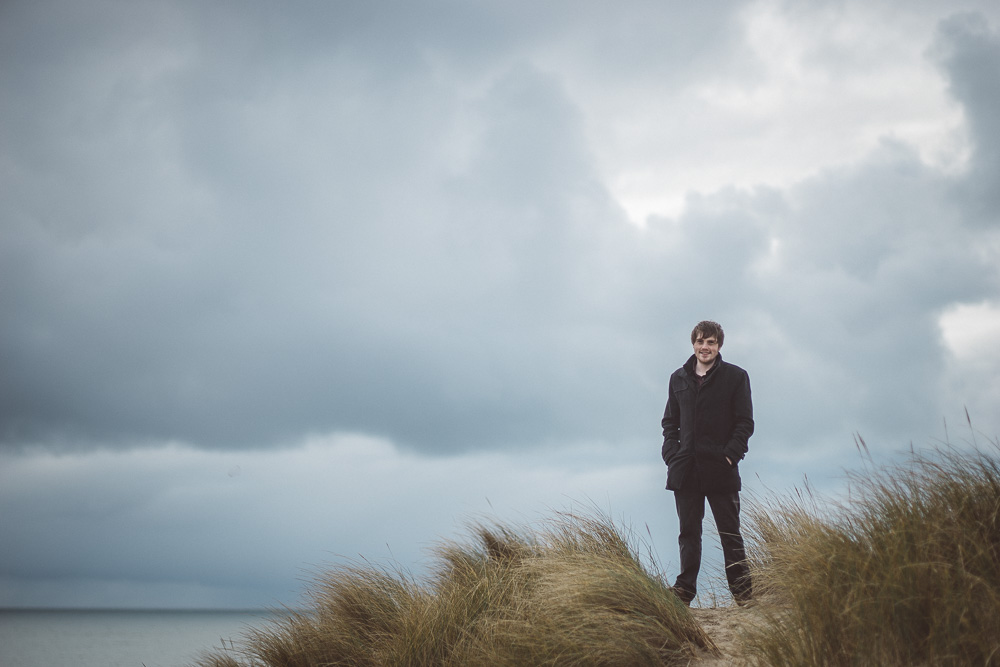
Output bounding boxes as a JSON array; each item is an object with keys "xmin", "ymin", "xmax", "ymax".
[
  {"xmin": 691, "ymin": 321, "xmax": 724, "ymax": 348},
  {"xmin": 691, "ymin": 321, "xmax": 723, "ymax": 369}
]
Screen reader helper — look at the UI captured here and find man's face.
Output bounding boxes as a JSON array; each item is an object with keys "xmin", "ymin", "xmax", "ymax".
[{"xmin": 692, "ymin": 334, "xmax": 720, "ymax": 367}]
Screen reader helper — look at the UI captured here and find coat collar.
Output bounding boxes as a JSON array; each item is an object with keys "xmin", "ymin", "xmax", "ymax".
[{"xmin": 681, "ymin": 352, "xmax": 723, "ymax": 378}]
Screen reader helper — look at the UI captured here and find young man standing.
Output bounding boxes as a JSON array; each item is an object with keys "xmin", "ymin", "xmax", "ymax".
[{"xmin": 661, "ymin": 320, "xmax": 754, "ymax": 606}]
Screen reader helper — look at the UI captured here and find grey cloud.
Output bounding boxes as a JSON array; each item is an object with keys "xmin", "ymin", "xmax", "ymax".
[
  {"xmin": 3, "ymin": 0, "xmax": 744, "ymax": 452},
  {"xmin": 2, "ymin": 2, "xmax": 1000, "ymax": 462},
  {"xmin": 934, "ymin": 12, "xmax": 1000, "ymax": 221},
  {"xmin": 0, "ymin": 30, "xmax": 641, "ymax": 452}
]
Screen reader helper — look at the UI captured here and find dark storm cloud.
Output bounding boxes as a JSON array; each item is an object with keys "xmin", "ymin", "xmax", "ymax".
[
  {"xmin": 0, "ymin": 1, "xmax": 698, "ymax": 452},
  {"xmin": 1, "ymin": 2, "xmax": 999, "ymax": 460},
  {"xmin": 934, "ymin": 12, "xmax": 1000, "ymax": 221}
]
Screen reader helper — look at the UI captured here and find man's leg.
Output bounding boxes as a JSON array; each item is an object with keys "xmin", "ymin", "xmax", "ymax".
[
  {"xmin": 707, "ymin": 491, "xmax": 752, "ymax": 603},
  {"xmin": 673, "ymin": 491, "xmax": 706, "ymax": 604}
]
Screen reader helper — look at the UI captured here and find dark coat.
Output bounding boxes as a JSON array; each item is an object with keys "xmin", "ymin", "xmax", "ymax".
[{"xmin": 661, "ymin": 353, "xmax": 754, "ymax": 493}]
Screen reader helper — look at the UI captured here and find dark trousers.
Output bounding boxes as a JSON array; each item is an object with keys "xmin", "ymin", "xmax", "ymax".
[{"xmin": 673, "ymin": 490, "xmax": 752, "ymax": 603}]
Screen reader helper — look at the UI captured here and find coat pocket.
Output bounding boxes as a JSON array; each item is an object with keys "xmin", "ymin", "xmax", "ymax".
[{"xmin": 700, "ymin": 453, "xmax": 740, "ymax": 492}]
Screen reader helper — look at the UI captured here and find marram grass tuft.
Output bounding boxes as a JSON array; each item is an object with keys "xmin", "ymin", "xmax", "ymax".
[
  {"xmin": 741, "ymin": 436, "xmax": 1000, "ymax": 666},
  {"xmin": 191, "ymin": 511, "xmax": 717, "ymax": 666}
]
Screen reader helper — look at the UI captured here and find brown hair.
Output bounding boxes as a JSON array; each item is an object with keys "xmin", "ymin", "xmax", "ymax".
[{"xmin": 691, "ymin": 320, "xmax": 724, "ymax": 347}]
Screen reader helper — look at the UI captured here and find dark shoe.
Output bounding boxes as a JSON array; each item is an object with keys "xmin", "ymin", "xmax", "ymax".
[{"xmin": 672, "ymin": 586, "xmax": 695, "ymax": 606}]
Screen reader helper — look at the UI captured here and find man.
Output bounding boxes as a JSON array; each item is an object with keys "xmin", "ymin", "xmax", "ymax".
[{"xmin": 661, "ymin": 320, "xmax": 754, "ymax": 606}]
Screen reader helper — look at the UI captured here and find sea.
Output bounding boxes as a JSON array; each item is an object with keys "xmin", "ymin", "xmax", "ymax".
[{"xmin": 0, "ymin": 609, "xmax": 288, "ymax": 667}]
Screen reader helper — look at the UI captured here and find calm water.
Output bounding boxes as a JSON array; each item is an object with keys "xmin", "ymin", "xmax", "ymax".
[{"xmin": 0, "ymin": 609, "xmax": 284, "ymax": 667}]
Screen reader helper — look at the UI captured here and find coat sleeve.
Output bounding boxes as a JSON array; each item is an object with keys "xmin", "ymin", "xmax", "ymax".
[
  {"xmin": 661, "ymin": 377, "xmax": 681, "ymax": 465},
  {"xmin": 722, "ymin": 369, "xmax": 754, "ymax": 464}
]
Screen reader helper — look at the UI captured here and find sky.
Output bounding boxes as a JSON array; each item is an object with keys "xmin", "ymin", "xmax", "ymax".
[{"xmin": 2, "ymin": 0, "xmax": 999, "ymax": 610}]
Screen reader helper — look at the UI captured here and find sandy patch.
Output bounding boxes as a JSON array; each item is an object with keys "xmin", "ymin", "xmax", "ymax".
[{"xmin": 687, "ymin": 606, "xmax": 756, "ymax": 665}]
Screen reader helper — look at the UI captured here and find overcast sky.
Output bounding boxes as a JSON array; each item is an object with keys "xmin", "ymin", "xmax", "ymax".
[{"xmin": 2, "ymin": 0, "xmax": 999, "ymax": 610}]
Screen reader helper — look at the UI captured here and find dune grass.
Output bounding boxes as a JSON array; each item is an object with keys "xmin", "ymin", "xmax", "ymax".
[
  {"xmin": 741, "ymin": 435, "xmax": 1000, "ymax": 666},
  {"xmin": 193, "ymin": 512, "xmax": 717, "ymax": 667},
  {"xmin": 193, "ymin": 433, "xmax": 1000, "ymax": 666}
]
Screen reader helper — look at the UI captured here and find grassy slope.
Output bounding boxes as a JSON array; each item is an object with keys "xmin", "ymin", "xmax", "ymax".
[{"xmin": 192, "ymin": 437, "xmax": 1000, "ymax": 666}]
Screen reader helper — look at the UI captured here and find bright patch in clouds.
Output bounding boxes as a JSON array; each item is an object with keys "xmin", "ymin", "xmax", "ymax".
[
  {"xmin": 603, "ymin": 0, "xmax": 973, "ymax": 223},
  {"xmin": 939, "ymin": 301, "xmax": 1000, "ymax": 437},
  {"xmin": 940, "ymin": 301, "xmax": 1000, "ymax": 361}
]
